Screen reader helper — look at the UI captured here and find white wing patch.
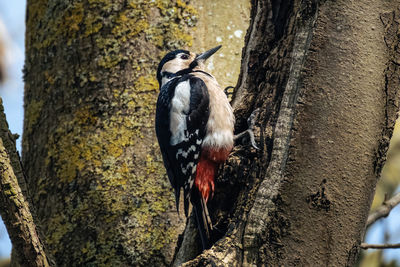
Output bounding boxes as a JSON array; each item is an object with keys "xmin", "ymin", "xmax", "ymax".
[
  {"xmin": 170, "ymin": 80, "xmax": 191, "ymax": 145},
  {"xmin": 182, "ymin": 162, "xmax": 195, "ymax": 175},
  {"xmin": 176, "ymin": 145, "xmax": 198, "ymax": 159}
]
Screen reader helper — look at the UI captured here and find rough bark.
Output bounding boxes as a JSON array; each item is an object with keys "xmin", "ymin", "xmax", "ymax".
[
  {"xmin": 175, "ymin": 0, "xmax": 400, "ymax": 266},
  {"xmin": 0, "ymin": 99, "xmax": 51, "ymax": 267},
  {"xmin": 23, "ymin": 1, "xmax": 190, "ymax": 265},
  {"xmin": 22, "ymin": 0, "xmax": 247, "ymax": 266},
  {"xmin": 265, "ymin": 1, "xmax": 397, "ymax": 265},
  {"xmin": 19, "ymin": 0, "xmax": 400, "ymax": 265}
]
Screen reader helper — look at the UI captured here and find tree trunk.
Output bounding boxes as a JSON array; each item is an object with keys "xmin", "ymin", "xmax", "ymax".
[
  {"xmin": 22, "ymin": 0, "xmax": 247, "ymax": 266},
  {"xmin": 175, "ymin": 0, "xmax": 400, "ymax": 266},
  {"xmin": 20, "ymin": 0, "xmax": 400, "ymax": 265}
]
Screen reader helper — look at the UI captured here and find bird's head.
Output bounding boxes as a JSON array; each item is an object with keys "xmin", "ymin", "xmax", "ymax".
[{"xmin": 157, "ymin": 45, "xmax": 221, "ymax": 87}]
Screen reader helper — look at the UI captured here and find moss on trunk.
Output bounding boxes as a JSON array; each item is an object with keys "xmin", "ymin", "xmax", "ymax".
[
  {"xmin": 24, "ymin": 0, "xmax": 196, "ymax": 265},
  {"xmin": 23, "ymin": 0, "xmax": 248, "ymax": 265}
]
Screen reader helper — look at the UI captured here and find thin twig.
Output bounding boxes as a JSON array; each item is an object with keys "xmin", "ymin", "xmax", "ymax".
[
  {"xmin": 360, "ymin": 243, "xmax": 400, "ymax": 249},
  {"xmin": 366, "ymin": 192, "xmax": 400, "ymax": 227}
]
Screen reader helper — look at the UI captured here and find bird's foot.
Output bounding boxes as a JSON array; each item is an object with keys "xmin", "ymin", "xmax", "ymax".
[{"xmin": 234, "ymin": 108, "xmax": 260, "ymax": 150}]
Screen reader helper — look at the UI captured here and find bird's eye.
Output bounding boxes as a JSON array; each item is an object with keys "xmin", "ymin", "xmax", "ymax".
[{"xmin": 181, "ymin": 54, "xmax": 189, "ymax": 60}]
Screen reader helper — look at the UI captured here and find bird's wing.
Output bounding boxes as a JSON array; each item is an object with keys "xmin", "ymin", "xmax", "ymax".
[{"xmin": 155, "ymin": 75, "xmax": 210, "ymax": 215}]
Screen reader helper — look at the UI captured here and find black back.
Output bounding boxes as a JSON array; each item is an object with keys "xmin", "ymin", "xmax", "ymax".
[{"xmin": 155, "ymin": 74, "xmax": 210, "ymax": 215}]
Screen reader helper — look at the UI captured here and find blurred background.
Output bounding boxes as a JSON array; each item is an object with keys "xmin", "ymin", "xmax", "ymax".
[
  {"xmin": 0, "ymin": 1, "xmax": 399, "ymax": 265},
  {"xmin": 0, "ymin": 0, "xmax": 25, "ymax": 260},
  {"xmin": 359, "ymin": 122, "xmax": 400, "ymax": 267}
]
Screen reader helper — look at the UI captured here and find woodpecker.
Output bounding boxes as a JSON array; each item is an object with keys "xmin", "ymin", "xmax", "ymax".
[{"xmin": 155, "ymin": 45, "xmax": 234, "ymax": 249}]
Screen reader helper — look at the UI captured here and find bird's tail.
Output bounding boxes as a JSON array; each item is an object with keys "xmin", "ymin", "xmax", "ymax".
[{"xmin": 192, "ymin": 188, "xmax": 213, "ymax": 250}]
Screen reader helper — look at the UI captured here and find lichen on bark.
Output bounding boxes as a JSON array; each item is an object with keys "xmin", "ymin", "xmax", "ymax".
[{"xmin": 23, "ymin": 0, "xmax": 199, "ymax": 265}]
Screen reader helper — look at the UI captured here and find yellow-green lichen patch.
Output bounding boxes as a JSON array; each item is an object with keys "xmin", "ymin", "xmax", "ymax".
[
  {"xmin": 87, "ymin": 0, "xmax": 114, "ymax": 12},
  {"xmin": 33, "ymin": 2, "xmax": 86, "ymax": 49},
  {"xmin": 31, "ymin": 0, "xmax": 200, "ymax": 265},
  {"xmin": 83, "ymin": 13, "xmax": 103, "ymax": 37},
  {"xmin": 80, "ymin": 241, "xmax": 96, "ymax": 260},
  {"xmin": 135, "ymin": 75, "xmax": 159, "ymax": 93},
  {"xmin": 24, "ymin": 100, "xmax": 43, "ymax": 135},
  {"xmin": 93, "ymin": 0, "xmax": 198, "ymax": 71},
  {"xmin": 112, "ymin": 9, "xmax": 149, "ymax": 41},
  {"xmin": 44, "ymin": 71, "xmax": 55, "ymax": 85},
  {"xmin": 62, "ymin": 3, "xmax": 84, "ymax": 41},
  {"xmin": 96, "ymin": 38, "xmax": 124, "ymax": 68},
  {"xmin": 46, "ymin": 215, "xmax": 74, "ymax": 249},
  {"xmin": 43, "ymin": 100, "xmax": 176, "ymax": 264},
  {"xmin": 144, "ymin": 0, "xmax": 198, "ymax": 49},
  {"xmin": 46, "ymin": 106, "xmax": 99, "ymax": 183},
  {"xmin": 26, "ymin": 0, "xmax": 48, "ymax": 45}
]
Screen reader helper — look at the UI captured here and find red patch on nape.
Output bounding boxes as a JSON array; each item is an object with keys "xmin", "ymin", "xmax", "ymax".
[{"xmin": 195, "ymin": 147, "xmax": 232, "ymax": 202}]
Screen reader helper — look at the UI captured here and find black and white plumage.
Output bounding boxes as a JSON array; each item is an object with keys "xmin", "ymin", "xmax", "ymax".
[
  {"xmin": 155, "ymin": 46, "xmax": 235, "ymax": 249},
  {"xmin": 156, "ymin": 73, "xmax": 210, "ymax": 215}
]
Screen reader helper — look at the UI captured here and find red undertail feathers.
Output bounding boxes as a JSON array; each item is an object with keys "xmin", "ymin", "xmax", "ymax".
[{"xmin": 195, "ymin": 147, "xmax": 231, "ymax": 202}]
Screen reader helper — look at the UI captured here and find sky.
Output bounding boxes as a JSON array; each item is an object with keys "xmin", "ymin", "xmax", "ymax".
[
  {"xmin": 0, "ymin": 0, "xmax": 25, "ymax": 258},
  {"xmin": 0, "ymin": 0, "xmax": 399, "ymax": 263},
  {"xmin": 365, "ymin": 188, "xmax": 400, "ymax": 262}
]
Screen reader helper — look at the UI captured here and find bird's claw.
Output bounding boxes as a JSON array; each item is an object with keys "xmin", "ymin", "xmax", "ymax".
[
  {"xmin": 234, "ymin": 108, "xmax": 260, "ymax": 150},
  {"xmin": 224, "ymin": 86, "xmax": 234, "ymax": 98}
]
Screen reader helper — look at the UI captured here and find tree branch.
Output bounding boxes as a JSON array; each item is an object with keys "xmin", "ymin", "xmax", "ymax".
[
  {"xmin": 366, "ymin": 192, "xmax": 400, "ymax": 227},
  {"xmin": 0, "ymin": 98, "xmax": 51, "ymax": 266},
  {"xmin": 360, "ymin": 243, "xmax": 400, "ymax": 249}
]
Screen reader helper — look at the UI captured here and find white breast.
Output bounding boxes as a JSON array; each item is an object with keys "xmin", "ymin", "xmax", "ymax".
[
  {"xmin": 193, "ymin": 72, "xmax": 235, "ymax": 149},
  {"xmin": 169, "ymin": 80, "xmax": 191, "ymax": 145}
]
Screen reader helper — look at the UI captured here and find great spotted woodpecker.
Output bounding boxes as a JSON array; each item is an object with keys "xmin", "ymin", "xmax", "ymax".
[{"xmin": 155, "ymin": 45, "xmax": 234, "ymax": 249}]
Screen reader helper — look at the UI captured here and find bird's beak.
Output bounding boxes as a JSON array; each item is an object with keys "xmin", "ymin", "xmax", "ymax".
[{"xmin": 195, "ymin": 45, "xmax": 222, "ymax": 62}]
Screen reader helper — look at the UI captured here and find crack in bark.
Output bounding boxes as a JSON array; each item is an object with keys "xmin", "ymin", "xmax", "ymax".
[
  {"xmin": 243, "ymin": 3, "xmax": 318, "ymax": 264},
  {"xmin": 173, "ymin": 1, "xmax": 399, "ymax": 266},
  {"xmin": 374, "ymin": 10, "xmax": 400, "ymax": 177},
  {"xmin": 174, "ymin": 1, "xmax": 319, "ymax": 265}
]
